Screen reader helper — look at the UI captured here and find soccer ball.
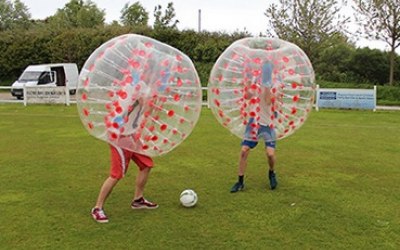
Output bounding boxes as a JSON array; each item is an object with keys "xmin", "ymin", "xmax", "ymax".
[{"xmin": 180, "ymin": 189, "xmax": 198, "ymax": 207}]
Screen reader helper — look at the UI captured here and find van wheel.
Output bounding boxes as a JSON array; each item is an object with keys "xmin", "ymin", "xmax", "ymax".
[
  {"xmin": 69, "ymin": 90, "xmax": 76, "ymax": 95},
  {"xmin": 17, "ymin": 96, "xmax": 23, "ymax": 100}
]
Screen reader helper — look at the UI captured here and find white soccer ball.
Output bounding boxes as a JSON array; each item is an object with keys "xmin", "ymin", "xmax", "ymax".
[{"xmin": 180, "ymin": 189, "xmax": 198, "ymax": 207}]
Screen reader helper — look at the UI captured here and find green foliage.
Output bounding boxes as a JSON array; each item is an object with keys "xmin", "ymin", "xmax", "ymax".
[
  {"xmin": 153, "ymin": 2, "xmax": 179, "ymax": 30},
  {"xmin": 265, "ymin": 0, "xmax": 350, "ymax": 64},
  {"xmin": 0, "ymin": 105, "xmax": 399, "ymax": 248},
  {"xmin": 353, "ymin": 0, "xmax": 400, "ymax": 85},
  {"xmin": 0, "ymin": 0, "xmax": 31, "ymax": 31},
  {"xmin": 0, "ymin": 6, "xmax": 398, "ymax": 87},
  {"xmin": 0, "ymin": 28, "xmax": 53, "ymax": 79},
  {"xmin": 316, "ymin": 43, "xmax": 355, "ymax": 82},
  {"xmin": 348, "ymin": 47, "xmax": 390, "ymax": 84},
  {"xmin": 120, "ymin": 1, "xmax": 149, "ymax": 26},
  {"xmin": 47, "ymin": 0, "xmax": 105, "ymax": 28}
]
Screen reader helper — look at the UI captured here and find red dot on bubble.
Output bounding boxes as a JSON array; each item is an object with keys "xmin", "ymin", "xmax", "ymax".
[
  {"xmin": 81, "ymin": 93, "xmax": 87, "ymax": 101},
  {"xmin": 129, "ymin": 59, "xmax": 140, "ymax": 69},
  {"xmin": 139, "ymin": 50, "xmax": 146, "ymax": 56},
  {"xmin": 110, "ymin": 132, "xmax": 118, "ymax": 140},
  {"xmin": 142, "ymin": 145, "xmax": 149, "ymax": 150},
  {"xmin": 253, "ymin": 58, "xmax": 261, "ymax": 64},
  {"xmin": 167, "ymin": 110, "xmax": 175, "ymax": 117},
  {"xmin": 88, "ymin": 122, "xmax": 94, "ymax": 129},
  {"xmin": 112, "ymin": 122, "xmax": 119, "ymax": 129},
  {"xmin": 133, "ymin": 133, "xmax": 141, "ymax": 141},
  {"xmin": 160, "ymin": 124, "xmax": 168, "ymax": 131},
  {"xmin": 177, "ymin": 78, "xmax": 183, "ymax": 87},
  {"xmin": 115, "ymin": 106, "xmax": 123, "ymax": 114},
  {"xmin": 83, "ymin": 108, "xmax": 90, "ymax": 116},
  {"xmin": 118, "ymin": 90, "xmax": 128, "ymax": 99},
  {"xmin": 173, "ymin": 94, "xmax": 180, "ymax": 102},
  {"xmin": 282, "ymin": 56, "xmax": 289, "ymax": 63},
  {"xmin": 125, "ymin": 75, "xmax": 133, "ymax": 83}
]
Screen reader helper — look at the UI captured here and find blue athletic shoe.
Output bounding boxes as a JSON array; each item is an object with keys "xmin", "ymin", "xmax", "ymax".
[
  {"xmin": 269, "ymin": 171, "xmax": 278, "ymax": 190},
  {"xmin": 230, "ymin": 182, "xmax": 244, "ymax": 193}
]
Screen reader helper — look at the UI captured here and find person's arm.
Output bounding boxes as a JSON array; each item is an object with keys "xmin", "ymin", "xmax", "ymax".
[
  {"xmin": 243, "ymin": 81, "xmax": 256, "ymax": 100},
  {"xmin": 261, "ymin": 86, "xmax": 272, "ymax": 106}
]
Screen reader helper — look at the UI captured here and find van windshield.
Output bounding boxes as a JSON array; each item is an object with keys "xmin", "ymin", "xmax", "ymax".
[{"xmin": 19, "ymin": 71, "xmax": 44, "ymax": 82}]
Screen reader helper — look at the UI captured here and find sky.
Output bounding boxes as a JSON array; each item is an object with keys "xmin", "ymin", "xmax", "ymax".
[{"xmin": 21, "ymin": 0, "xmax": 390, "ymax": 51}]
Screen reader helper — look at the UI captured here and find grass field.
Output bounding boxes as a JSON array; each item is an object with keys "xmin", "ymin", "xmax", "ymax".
[{"xmin": 0, "ymin": 104, "xmax": 399, "ymax": 249}]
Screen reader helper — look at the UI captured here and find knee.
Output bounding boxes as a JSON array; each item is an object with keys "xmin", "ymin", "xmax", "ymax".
[
  {"xmin": 265, "ymin": 151, "xmax": 275, "ymax": 160},
  {"xmin": 240, "ymin": 147, "xmax": 250, "ymax": 159}
]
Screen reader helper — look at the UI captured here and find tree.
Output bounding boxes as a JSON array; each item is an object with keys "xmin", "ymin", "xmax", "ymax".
[
  {"xmin": 120, "ymin": 1, "xmax": 149, "ymax": 26},
  {"xmin": 153, "ymin": 2, "xmax": 179, "ymax": 30},
  {"xmin": 0, "ymin": 0, "xmax": 31, "ymax": 31},
  {"xmin": 264, "ymin": 0, "xmax": 350, "ymax": 64},
  {"xmin": 353, "ymin": 0, "xmax": 400, "ymax": 85},
  {"xmin": 48, "ymin": 0, "xmax": 105, "ymax": 28}
]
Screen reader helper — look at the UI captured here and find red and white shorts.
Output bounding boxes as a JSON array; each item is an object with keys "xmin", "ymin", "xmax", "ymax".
[{"xmin": 109, "ymin": 145, "xmax": 154, "ymax": 179}]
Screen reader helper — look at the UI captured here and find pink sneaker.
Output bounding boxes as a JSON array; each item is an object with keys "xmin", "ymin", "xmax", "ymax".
[
  {"xmin": 91, "ymin": 208, "xmax": 109, "ymax": 223},
  {"xmin": 131, "ymin": 197, "xmax": 159, "ymax": 209}
]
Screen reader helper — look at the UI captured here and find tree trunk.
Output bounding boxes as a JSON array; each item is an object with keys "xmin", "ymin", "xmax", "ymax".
[{"xmin": 389, "ymin": 47, "xmax": 395, "ymax": 86}]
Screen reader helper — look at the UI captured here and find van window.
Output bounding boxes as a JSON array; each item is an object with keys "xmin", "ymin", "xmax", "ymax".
[
  {"xmin": 38, "ymin": 71, "xmax": 55, "ymax": 85},
  {"xmin": 19, "ymin": 72, "xmax": 43, "ymax": 82}
]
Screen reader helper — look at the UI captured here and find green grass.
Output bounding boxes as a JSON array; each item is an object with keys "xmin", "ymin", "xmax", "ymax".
[{"xmin": 0, "ymin": 104, "xmax": 399, "ymax": 249}]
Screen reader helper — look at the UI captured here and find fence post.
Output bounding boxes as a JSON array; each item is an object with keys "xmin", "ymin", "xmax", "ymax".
[
  {"xmin": 23, "ymin": 86, "xmax": 27, "ymax": 106},
  {"xmin": 373, "ymin": 85, "xmax": 377, "ymax": 112},
  {"xmin": 315, "ymin": 84, "xmax": 319, "ymax": 111},
  {"xmin": 65, "ymin": 87, "xmax": 70, "ymax": 106}
]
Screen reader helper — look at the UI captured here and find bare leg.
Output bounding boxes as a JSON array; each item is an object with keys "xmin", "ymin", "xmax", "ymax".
[
  {"xmin": 238, "ymin": 145, "xmax": 251, "ymax": 176},
  {"xmin": 95, "ymin": 177, "xmax": 119, "ymax": 208},
  {"xmin": 265, "ymin": 147, "xmax": 276, "ymax": 171},
  {"xmin": 134, "ymin": 167, "xmax": 151, "ymax": 200}
]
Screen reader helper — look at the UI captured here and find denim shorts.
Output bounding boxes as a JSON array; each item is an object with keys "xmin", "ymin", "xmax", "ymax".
[{"xmin": 241, "ymin": 119, "xmax": 276, "ymax": 149}]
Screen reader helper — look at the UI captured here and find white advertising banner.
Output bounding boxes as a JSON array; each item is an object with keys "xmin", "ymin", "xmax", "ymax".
[
  {"xmin": 316, "ymin": 86, "xmax": 376, "ymax": 111},
  {"xmin": 24, "ymin": 86, "xmax": 70, "ymax": 106}
]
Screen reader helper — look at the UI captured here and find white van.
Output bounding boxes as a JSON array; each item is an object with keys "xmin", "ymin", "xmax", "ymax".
[{"xmin": 11, "ymin": 63, "xmax": 79, "ymax": 99}]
